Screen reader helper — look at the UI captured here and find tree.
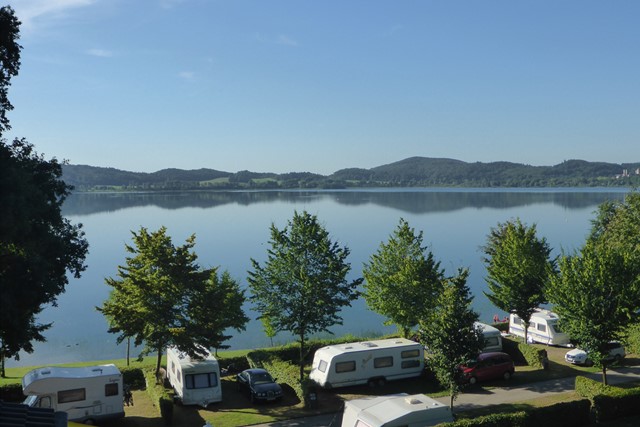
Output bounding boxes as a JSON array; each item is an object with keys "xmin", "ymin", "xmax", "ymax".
[
  {"xmin": 99, "ymin": 227, "xmax": 247, "ymax": 375},
  {"xmin": 481, "ymin": 218, "xmax": 555, "ymax": 343},
  {"xmin": 547, "ymin": 242, "xmax": 638, "ymax": 384},
  {"xmin": 362, "ymin": 218, "xmax": 444, "ymax": 337},
  {"xmin": 0, "ymin": 6, "xmax": 21, "ymax": 134},
  {"xmin": 419, "ymin": 269, "xmax": 483, "ymax": 410},
  {"xmin": 247, "ymin": 210, "xmax": 362, "ymax": 381}
]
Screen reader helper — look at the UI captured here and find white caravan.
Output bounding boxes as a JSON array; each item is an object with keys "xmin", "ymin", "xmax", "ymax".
[
  {"xmin": 509, "ymin": 309, "xmax": 571, "ymax": 346},
  {"xmin": 341, "ymin": 393, "xmax": 453, "ymax": 427},
  {"xmin": 309, "ymin": 338, "xmax": 424, "ymax": 389},
  {"xmin": 476, "ymin": 322, "xmax": 503, "ymax": 352},
  {"xmin": 166, "ymin": 346, "xmax": 222, "ymax": 407},
  {"xmin": 22, "ymin": 364, "xmax": 125, "ymax": 424}
]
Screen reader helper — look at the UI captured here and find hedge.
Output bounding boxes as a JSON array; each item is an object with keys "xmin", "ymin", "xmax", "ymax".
[
  {"xmin": 0, "ymin": 383, "xmax": 23, "ymax": 402},
  {"xmin": 120, "ymin": 366, "xmax": 145, "ymax": 390},
  {"xmin": 524, "ymin": 398, "xmax": 591, "ymax": 427},
  {"xmin": 501, "ymin": 337, "xmax": 546, "ymax": 368},
  {"xmin": 143, "ymin": 369, "xmax": 174, "ymax": 425},
  {"xmin": 439, "ymin": 411, "xmax": 528, "ymax": 427},
  {"xmin": 592, "ymin": 387, "xmax": 640, "ymax": 423},
  {"xmin": 574, "ymin": 375, "xmax": 618, "ymax": 400}
]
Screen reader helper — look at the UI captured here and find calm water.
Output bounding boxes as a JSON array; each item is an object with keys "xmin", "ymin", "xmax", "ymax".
[{"xmin": 7, "ymin": 188, "xmax": 630, "ymax": 367}]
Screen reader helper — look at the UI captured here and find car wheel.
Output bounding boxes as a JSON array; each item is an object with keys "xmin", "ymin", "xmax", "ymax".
[
  {"xmin": 503, "ymin": 371, "xmax": 512, "ymax": 381},
  {"xmin": 468, "ymin": 376, "xmax": 477, "ymax": 385},
  {"xmin": 377, "ymin": 378, "xmax": 386, "ymax": 387}
]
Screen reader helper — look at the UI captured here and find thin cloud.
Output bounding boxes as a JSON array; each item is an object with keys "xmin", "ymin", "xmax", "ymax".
[
  {"xmin": 86, "ymin": 48, "xmax": 113, "ymax": 58},
  {"xmin": 13, "ymin": 0, "xmax": 95, "ymax": 32},
  {"xmin": 255, "ymin": 33, "xmax": 300, "ymax": 47},
  {"xmin": 179, "ymin": 71, "xmax": 195, "ymax": 80}
]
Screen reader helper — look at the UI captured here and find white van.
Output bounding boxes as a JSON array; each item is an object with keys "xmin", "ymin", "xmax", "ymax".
[
  {"xmin": 509, "ymin": 309, "xmax": 571, "ymax": 346},
  {"xmin": 309, "ymin": 338, "xmax": 424, "ymax": 389},
  {"xmin": 166, "ymin": 346, "xmax": 222, "ymax": 407},
  {"xmin": 22, "ymin": 364, "xmax": 125, "ymax": 424},
  {"xmin": 341, "ymin": 393, "xmax": 453, "ymax": 427},
  {"xmin": 476, "ymin": 322, "xmax": 503, "ymax": 352}
]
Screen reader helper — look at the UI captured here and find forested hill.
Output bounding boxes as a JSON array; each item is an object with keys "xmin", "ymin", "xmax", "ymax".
[{"xmin": 62, "ymin": 157, "xmax": 640, "ymax": 190}]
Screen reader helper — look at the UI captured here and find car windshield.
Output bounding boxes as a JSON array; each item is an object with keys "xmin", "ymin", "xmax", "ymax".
[{"xmin": 251, "ymin": 372, "xmax": 273, "ymax": 384}]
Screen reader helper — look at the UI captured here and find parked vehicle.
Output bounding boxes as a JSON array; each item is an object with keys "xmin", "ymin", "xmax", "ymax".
[
  {"xmin": 509, "ymin": 309, "xmax": 571, "ymax": 346},
  {"xmin": 309, "ymin": 338, "xmax": 424, "ymax": 389},
  {"xmin": 236, "ymin": 368, "xmax": 283, "ymax": 403},
  {"xmin": 341, "ymin": 393, "xmax": 453, "ymax": 427},
  {"xmin": 459, "ymin": 352, "xmax": 515, "ymax": 385},
  {"xmin": 565, "ymin": 342, "xmax": 626, "ymax": 366},
  {"xmin": 476, "ymin": 322, "xmax": 503, "ymax": 352},
  {"xmin": 166, "ymin": 346, "xmax": 222, "ymax": 407},
  {"xmin": 21, "ymin": 364, "xmax": 125, "ymax": 424}
]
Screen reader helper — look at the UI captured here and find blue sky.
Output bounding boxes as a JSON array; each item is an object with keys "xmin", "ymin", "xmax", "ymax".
[{"xmin": 5, "ymin": 0, "xmax": 640, "ymax": 175}]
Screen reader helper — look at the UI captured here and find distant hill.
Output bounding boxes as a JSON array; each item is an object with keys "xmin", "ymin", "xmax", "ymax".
[{"xmin": 62, "ymin": 157, "xmax": 640, "ymax": 190}]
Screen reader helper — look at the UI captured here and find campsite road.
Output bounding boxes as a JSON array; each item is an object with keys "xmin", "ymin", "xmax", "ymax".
[{"xmin": 252, "ymin": 366, "xmax": 640, "ymax": 427}]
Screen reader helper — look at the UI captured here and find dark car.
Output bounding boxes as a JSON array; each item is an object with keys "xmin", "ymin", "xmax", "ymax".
[
  {"xmin": 459, "ymin": 352, "xmax": 515, "ymax": 385},
  {"xmin": 236, "ymin": 368, "xmax": 283, "ymax": 403}
]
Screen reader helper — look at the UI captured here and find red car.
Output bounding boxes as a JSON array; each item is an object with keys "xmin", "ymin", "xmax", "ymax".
[{"xmin": 460, "ymin": 352, "xmax": 514, "ymax": 385}]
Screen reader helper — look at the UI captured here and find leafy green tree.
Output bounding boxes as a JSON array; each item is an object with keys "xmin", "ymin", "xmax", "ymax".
[
  {"xmin": 481, "ymin": 218, "xmax": 555, "ymax": 342},
  {"xmin": 419, "ymin": 269, "xmax": 483, "ymax": 410},
  {"xmin": 362, "ymin": 218, "xmax": 444, "ymax": 337},
  {"xmin": 0, "ymin": 6, "xmax": 89, "ymax": 377},
  {"xmin": 547, "ymin": 242, "xmax": 638, "ymax": 384},
  {"xmin": 99, "ymin": 227, "xmax": 247, "ymax": 375},
  {"xmin": 248, "ymin": 211, "xmax": 362, "ymax": 381}
]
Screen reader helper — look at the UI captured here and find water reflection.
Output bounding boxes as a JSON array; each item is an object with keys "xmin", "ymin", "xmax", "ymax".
[{"xmin": 63, "ymin": 188, "xmax": 629, "ymax": 216}]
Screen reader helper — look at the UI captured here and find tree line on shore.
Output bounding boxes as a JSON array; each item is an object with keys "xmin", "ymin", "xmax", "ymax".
[{"xmin": 62, "ymin": 157, "xmax": 640, "ymax": 191}]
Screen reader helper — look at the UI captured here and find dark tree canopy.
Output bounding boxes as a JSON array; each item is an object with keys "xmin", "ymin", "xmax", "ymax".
[
  {"xmin": 0, "ymin": 6, "xmax": 21, "ymax": 133},
  {"xmin": 99, "ymin": 227, "xmax": 248, "ymax": 375},
  {"xmin": 363, "ymin": 218, "xmax": 444, "ymax": 337},
  {"xmin": 247, "ymin": 210, "xmax": 362, "ymax": 380},
  {"xmin": 482, "ymin": 218, "xmax": 555, "ymax": 342}
]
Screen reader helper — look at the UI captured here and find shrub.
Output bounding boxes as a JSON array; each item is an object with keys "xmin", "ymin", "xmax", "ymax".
[
  {"xmin": 0, "ymin": 383, "xmax": 23, "ymax": 402},
  {"xmin": 592, "ymin": 387, "xmax": 640, "ymax": 423},
  {"xmin": 440, "ymin": 411, "xmax": 527, "ymax": 426},
  {"xmin": 524, "ymin": 398, "xmax": 591, "ymax": 427},
  {"xmin": 143, "ymin": 369, "xmax": 173, "ymax": 424},
  {"xmin": 120, "ymin": 366, "xmax": 145, "ymax": 390},
  {"xmin": 575, "ymin": 375, "xmax": 617, "ymax": 400},
  {"xmin": 501, "ymin": 337, "xmax": 545, "ymax": 368}
]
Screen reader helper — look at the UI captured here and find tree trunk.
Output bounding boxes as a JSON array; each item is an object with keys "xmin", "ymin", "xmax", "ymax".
[
  {"xmin": 0, "ymin": 349, "xmax": 4, "ymax": 378},
  {"xmin": 602, "ymin": 365, "xmax": 608, "ymax": 385},
  {"xmin": 156, "ymin": 346, "xmax": 163, "ymax": 379},
  {"xmin": 126, "ymin": 337, "xmax": 130, "ymax": 367},
  {"xmin": 449, "ymin": 393, "xmax": 454, "ymax": 411},
  {"xmin": 299, "ymin": 333, "xmax": 305, "ymax": 382},
  {"xmin": 523, "ymin": 321, "xmax": 530, "ymax": 344}
]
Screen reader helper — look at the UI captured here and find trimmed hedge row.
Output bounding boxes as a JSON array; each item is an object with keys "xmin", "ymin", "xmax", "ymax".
[
  {"xmin": 501, "ymin": 337, "xmax": 546, "ymax": 368},
  {"xmin": 575, "ymin": 375, "xmax": 640, "ymax": 423},
  {"xmin": 0, "ymin": 383, "xmax": 23, "ymax": 402},
  {"xmin": 440, "ymin": 399, "xmax": 590, "ymax": 427},
  {"xmin": 143, "ymin": 369, "xmax": 173, "ymax": 425}
]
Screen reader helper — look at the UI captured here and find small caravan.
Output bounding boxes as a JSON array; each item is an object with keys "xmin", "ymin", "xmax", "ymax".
[
  {"xmin": 309, "ymin": 338, "xmax": 424, "ymax": 389},
  {"xmin": 166, "ymin": 346, "xmax": 222, "ymax": 407},
  {"xmin": 22, "ymin": 364, "xmax": 125, "ymax": 424},
  {"xmin": 476, "ymin": 322, "xmax": 503, "ymax": 352},
  {"xmin": 341, "ymin": 393, "xmax": 453, "ymax": 427},
  {"xmin": 509, "ymin": 309, "xmax": 571, "ymax": 346}
]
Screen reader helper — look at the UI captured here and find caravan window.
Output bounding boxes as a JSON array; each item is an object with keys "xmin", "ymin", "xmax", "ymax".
[
  {"xmin": 512, "ymin": 317, "xmax": 522, "ymax": 325},
  {"xmin": 185, "ymin": 372, "xmax": 218, "ymax": 389},
  {"xmin": 401, "ymin": 360, "xmax": 420, "ymax": 369},
  {"xmin": 335, "ymin": 361, "xmax": 356, "ymax": 373},
  {"xmin": 58, "ymin": 388, "xmax": 86, "ymax": 404},
  {"xmin": 401, "ymin": 349, "xmax": 420, "ymax": 358},
  {"xmin": 537, "ymin": 323, "xmax": 547, "ymax": 333},
  {"xmin": 105, "ymin": 383, "xmax": 119, "ymax": 396},
  {"xmin": 374, "ymin": 356, "xmax": 393, "ymax": 368},
  {"xmin": 485, "ymin": 337, "xmax": 500, "ymax": 347},
  {"xmin": 318, "ymin": 360, "xmax": 328, "ymax": 373}
]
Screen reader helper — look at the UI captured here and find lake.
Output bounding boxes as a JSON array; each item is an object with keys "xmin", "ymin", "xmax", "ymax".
[{"xmin": 7, "ymin": 187, "xmax": 631, "ymax": 367}]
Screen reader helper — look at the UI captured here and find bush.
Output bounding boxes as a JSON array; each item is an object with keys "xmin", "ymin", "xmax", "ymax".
[
  {"xmin": 144, "ymin": 369, "xmax": 173, "ymax": 425},
  {"xmin": 120, "ymin": 366, "xmax": 145, "ymax": 390},
  {"xmin": 0, "ymin": 383, "xmax": 23, "ymax": 402},
  {"xmin": 524, "ymin": 398, "xmax": 591, "ymax": 427},
  {"xmin": 440, "ymin": 411, "xmax": 527, "ymax": 426},
  {"xmin": 592, "ymin": 387, "xmax": 640, "ymax": 423},
  {"xmin": 501, "ymin": 337, "xmax": 545, "ymax": 368},
  {"xmin": 575, "ymin": 375, "xmax": 617, "ymax": 400}
]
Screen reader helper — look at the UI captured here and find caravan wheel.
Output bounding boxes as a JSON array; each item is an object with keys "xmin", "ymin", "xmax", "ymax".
[
  {"xmin": 83, "ymin": 419, "xmax": 95, "ymax": 425},
  {"xmin": 377, "ymin": 378, "xmax": 386, "ymax": 387},
  {"xmin": 367, "ymin": 379, "xmax": 376, "ymax": 388}
]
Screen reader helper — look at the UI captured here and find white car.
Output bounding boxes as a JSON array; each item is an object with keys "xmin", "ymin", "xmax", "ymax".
[{"xmin": 565, "ymin": 342, "xmax": 625, "ymax": 366}]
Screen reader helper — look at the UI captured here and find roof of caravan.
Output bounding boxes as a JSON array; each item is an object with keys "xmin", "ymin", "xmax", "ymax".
[
  {"xmin": 475, "ymin": 322, "xmax": 500, "ymax": 334},
  {"xmin": 318, "ymin": 338, "xmax": 420, "ymax": 357},
  {"xmin": 167, "ymin": 346, "xmax": 218, "ymax": 369},
  {"xmin": 22, "ymin": 364, "xmax": 120, "ymax": 389},
  {"xmin": 346, "ymin": 394, "xmax": 450, "ymax": 425}
]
